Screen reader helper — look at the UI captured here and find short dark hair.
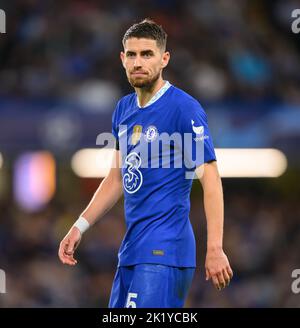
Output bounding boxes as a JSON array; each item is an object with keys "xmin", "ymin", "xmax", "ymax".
[{"xmin": 122, "ymin": 19, "xmax": 167, "ymax": 51}]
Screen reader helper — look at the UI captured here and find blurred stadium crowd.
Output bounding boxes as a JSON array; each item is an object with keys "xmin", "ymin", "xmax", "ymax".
[
  {"xmin": 0, "ymin": 0, "xmax": 300, "ymax": 307},
  {"xmin": 0, "ymin": 0, "xmax": 300, "ymax": 105}
]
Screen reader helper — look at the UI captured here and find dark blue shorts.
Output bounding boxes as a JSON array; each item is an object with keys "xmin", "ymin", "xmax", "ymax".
[{"xmin": 108, "ymin": 264, "xmax": 195, "ymax": 308}]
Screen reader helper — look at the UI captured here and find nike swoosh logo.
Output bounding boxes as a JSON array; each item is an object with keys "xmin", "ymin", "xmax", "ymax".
[{"xmin": 118, "ymin": 129, "xmax": 127, "ymax": 137}]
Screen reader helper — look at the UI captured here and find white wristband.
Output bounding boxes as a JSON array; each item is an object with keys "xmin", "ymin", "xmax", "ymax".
[{"xmin": 73, "ymin": 216, "xmax": 90, "ymax": 234}]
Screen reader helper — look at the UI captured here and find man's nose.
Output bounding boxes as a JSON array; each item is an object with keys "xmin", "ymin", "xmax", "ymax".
[{"xmin": 134, "ymin": 56, "xmax": 142, "ymax": 68}]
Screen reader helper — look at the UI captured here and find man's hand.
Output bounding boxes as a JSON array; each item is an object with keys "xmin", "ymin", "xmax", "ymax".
[
  {"xmin": 58, "ymin": 227, "xmax": 82, "ymax": 266},
  {"xmin": 205, "ymin": 247, "xmax": 233, "ymax": 291}
]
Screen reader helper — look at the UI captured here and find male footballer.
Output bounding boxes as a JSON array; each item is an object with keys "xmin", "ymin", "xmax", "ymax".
[{"xmin": 58, "ymin": 19, "xmax": 233, "ymax": 308}]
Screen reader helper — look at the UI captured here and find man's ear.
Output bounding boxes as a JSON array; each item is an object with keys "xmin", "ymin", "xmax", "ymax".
[
  {"xmin": 120, "ymin": 52, "xmax": 125, "ymax": 69},
  {"xmin": 161, "ymin": 51, "xmax": 170, "ymax": 68}
]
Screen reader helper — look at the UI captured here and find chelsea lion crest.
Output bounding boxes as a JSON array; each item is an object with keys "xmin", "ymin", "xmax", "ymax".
[{"xmin": 144, "ymin": 125, "xmax": 158, "ymax": 143}]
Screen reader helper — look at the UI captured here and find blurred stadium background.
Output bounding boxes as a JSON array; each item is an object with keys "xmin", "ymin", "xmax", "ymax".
[{"xmin": 0, "ymin": 0, "xmax": 300, "ymax": 307}]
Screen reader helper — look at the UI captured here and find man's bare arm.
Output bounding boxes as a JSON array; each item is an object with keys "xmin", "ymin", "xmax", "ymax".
[
  {"xmin": 80, "ymin": 150, "xmax": 123, "ymax": 224},
  {"xmin": 196, "ymin": 161, "xmax": 233, "ymax": 290}
]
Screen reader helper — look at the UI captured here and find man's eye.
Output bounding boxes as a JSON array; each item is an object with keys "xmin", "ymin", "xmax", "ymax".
[
  {"xmin": 127, "ymin": 53, "xmax": 135, "ymax": 57},
  {"xmin": 143, "ymin": 53, "xmax": 152, "ymax": 57}
]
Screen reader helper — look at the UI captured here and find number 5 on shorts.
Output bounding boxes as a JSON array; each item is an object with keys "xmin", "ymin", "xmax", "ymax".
[{"xmin": 126, "ymin": 292, "xmax": 138, "ymax": 308}]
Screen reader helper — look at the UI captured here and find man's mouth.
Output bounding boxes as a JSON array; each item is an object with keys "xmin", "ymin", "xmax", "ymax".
[{"xmin": 131, "ymin": 71, "xmax": 147, "ymax": 76}]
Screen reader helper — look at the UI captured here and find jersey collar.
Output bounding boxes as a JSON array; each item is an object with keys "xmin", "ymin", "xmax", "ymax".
[{"xmin": 136, "ymin": 81, "xmax": 172, "ymax": 109}]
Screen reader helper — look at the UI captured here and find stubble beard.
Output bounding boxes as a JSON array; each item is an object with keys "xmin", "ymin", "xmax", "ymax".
[{"xmin": 128, "ymin": 71, "xmax": 161, "ymax": 89}]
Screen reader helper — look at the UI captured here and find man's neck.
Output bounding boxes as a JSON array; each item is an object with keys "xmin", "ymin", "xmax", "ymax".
[{"xmin": 135, "ymin": 78, "xmax": 166, "ymax": 108}]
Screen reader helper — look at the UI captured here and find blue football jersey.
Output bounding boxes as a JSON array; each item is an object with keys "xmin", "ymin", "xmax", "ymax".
[{"xmin": 111, "ymin": 82, "xmax": 216, "ymax": 268}]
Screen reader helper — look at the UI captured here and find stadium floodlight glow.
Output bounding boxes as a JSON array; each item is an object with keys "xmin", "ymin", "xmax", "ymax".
[
  {"xmin": 215, "ymin": 148, "xmax": 288, "ymax": 178},
  {"xmin": 14, "ymin": 151, "xmax": 56, "ymax": 211},
  {"xmin": 71, "ymin": 148, "xmax": 114, "ymax": 178},
  {"xmin": 71, "ymin": 148, "xmax": 288, "ymax": 178}
]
